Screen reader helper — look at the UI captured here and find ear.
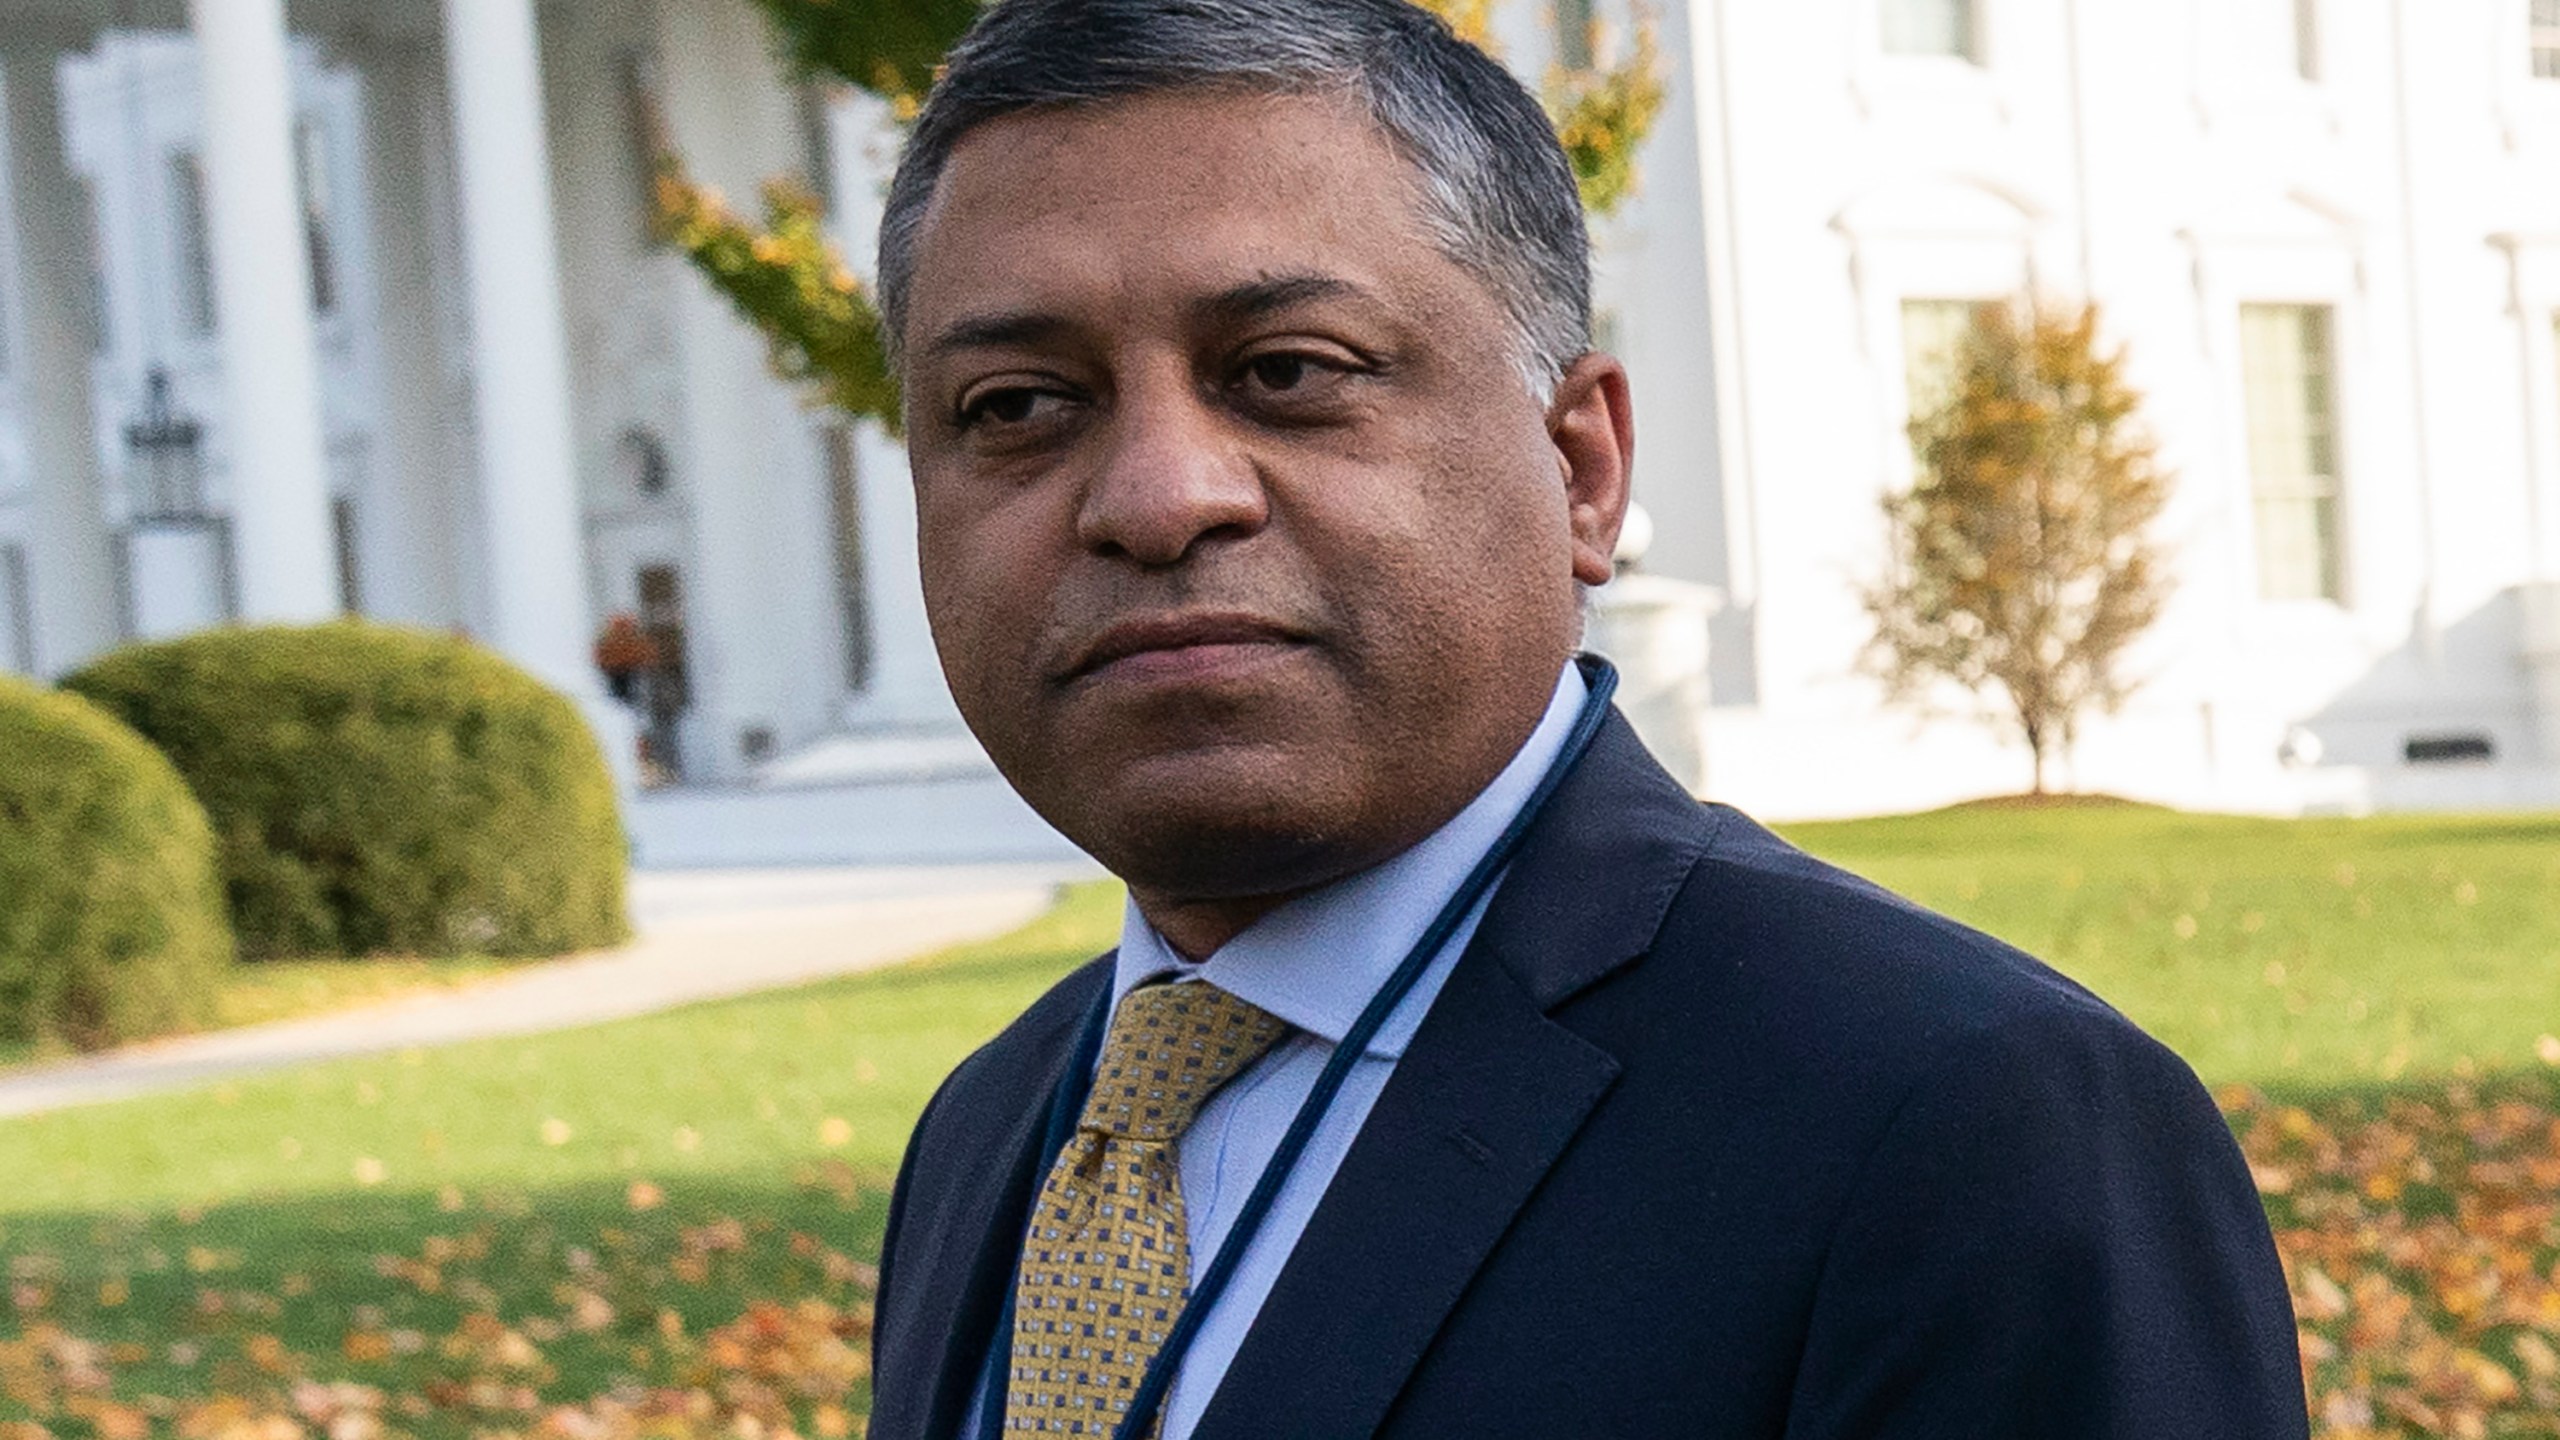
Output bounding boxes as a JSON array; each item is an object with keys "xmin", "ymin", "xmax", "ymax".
[{"xmin": 1547, "ymin": 353, "xmax": 1635, "ymax": 588}]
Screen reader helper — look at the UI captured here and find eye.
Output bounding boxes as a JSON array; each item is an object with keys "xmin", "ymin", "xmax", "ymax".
[
  {"xmin": 1245, "ymin": 353, "xmax": 1315, "ymax": 392},
  {"xmin": 955, "ymin": 384, "xmax": 1076, "ymax": 431},
  {"xmin": 1228, "ymin": 345, "xmax": 1369, "ymax": 409}
]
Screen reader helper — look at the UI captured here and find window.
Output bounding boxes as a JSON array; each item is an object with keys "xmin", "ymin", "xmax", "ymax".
[
  {"xmin": 169, "ymin": 153, "xmax": 217, "ymax": 335},
  {"xmin": 0, "ymin": 71, "xmax": 10, "ymax": 376},
  {"xmin": 295, "ymin": 120, "xmax": 337, "ymax": 314},
  {"xmin": 0, "ymin": 543, "xmax": 30, "ymax": 674},
  {"xmin": 1880, "ymin": 0, "xmax": 1978, "ymax": 62},
  {"xmin": 619, "ymin": 50, "xmax": 669, "ymax": 243},
  {"xmin": 2238, "ymin": 304, "xmax": 2346, "ymax": 602},
  {"xmin": 1557, "ymin": 0, "xmax": 1595, "ymax": 68},
  {"xmin": 2536, "ymin": 0, "xmax": 2560, "ymax": 78},
  {"xmin": 1901, "ymin": 298, "xmax": 1988, "ymax": 438},
  {"xmin": 332, "ymin": 495, "xmax": 361, "ymax": 614},
  {"xmin": 81, "ymin": 181, "xmax": 109, "ymax": 356},
  {"xmin": 822, "ymin": 425, "xmax": 874, "ymax": 692}
]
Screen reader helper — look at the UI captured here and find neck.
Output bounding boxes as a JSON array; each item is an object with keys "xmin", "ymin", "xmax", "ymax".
[{"xmin": 1128, "ymin": 887, "xmax": 1309, "ymax": 961}]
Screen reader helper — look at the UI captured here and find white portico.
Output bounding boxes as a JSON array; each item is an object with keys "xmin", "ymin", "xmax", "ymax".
[
  {"xmin": 0, "ymin": 0, "xmax": 1031, "ymax": 858},
  {"xmin": 1, "ymin": 0, "xmax": 599, "ymax": 679}
]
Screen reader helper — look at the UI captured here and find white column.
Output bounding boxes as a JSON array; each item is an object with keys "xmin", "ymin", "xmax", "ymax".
[
  {"xmin": 348, "ymin": 38, "xmax": 466, "ymax": 631},
  {"xmin": 187, "ymin": 0, "xmax": 340, "ymax": 621},
  {"xmin": 438, "ymin": 0, "xmax": 592, "ymax": 696},
  {"xmin": 3, "ymin": 43, "xmax": 121, "ymax": 676},
  {"xmin": 849, "ymin": 420, "xmax": 964, "ymax": 726}
]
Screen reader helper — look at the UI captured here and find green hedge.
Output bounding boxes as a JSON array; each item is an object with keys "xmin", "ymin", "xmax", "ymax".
[
  {"xmin": 0, "ymin": 672, "xmax": 233, "ymax": 1050},
  {"xmin": 65, "ymin": 622, "xmax": 630, "ymax": 962}
]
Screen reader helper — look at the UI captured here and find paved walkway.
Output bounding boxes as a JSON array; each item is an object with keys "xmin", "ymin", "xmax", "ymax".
[{"xmin": 0, "ymin": 860, "xmax": 1104, "ymax": 1119}]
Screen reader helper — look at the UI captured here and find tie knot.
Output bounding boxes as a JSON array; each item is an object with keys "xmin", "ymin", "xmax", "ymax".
[{"xmin": 1081, "ymin": 981, "xmax": 1290, "ymax": 1143}]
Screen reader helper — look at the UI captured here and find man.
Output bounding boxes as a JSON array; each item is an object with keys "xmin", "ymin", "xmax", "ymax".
[{"xmin": 868, "ymin": 0, "xmax": 2308, "ymax": 1435}]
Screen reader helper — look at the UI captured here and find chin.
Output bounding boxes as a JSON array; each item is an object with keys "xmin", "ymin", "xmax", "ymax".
[
  {"xmin": 1040, "ymin": 751, "xmax": 1379, "ymax": 901},
  {"xmin": 1091, "ymin": 819, "xmax": 1370, "ymax": 907}
]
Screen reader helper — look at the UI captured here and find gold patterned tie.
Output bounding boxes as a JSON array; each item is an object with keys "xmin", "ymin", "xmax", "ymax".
[{"xmin": 1005, "ymin": 980, "xmax": 1292, "ymax": 1435}]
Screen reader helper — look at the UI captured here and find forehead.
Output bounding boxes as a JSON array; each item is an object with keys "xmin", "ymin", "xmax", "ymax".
[{"xmin": 902, "ymin": 88, "xmax": 1474, "ymax": 345}]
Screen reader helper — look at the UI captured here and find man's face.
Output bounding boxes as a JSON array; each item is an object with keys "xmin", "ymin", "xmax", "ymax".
[{"xmin": 901, "ymin": 88, "xmax": 1628, "ymax": 910}]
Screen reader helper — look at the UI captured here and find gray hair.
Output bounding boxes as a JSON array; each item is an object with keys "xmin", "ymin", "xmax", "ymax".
[{"xmin": 875, "ymin": 0, "xmax": 1592, "ymax": 401}]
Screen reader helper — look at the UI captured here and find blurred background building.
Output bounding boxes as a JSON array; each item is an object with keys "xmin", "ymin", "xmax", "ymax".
[{"xmin": 0, "ymin": 0, "xmax": 2556, "ymax": 865}]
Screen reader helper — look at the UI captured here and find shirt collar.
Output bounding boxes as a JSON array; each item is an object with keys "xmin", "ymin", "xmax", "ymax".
[{"xmin": 1112, "ymin": 661, "xmax": 1590, "ymax": 1060}]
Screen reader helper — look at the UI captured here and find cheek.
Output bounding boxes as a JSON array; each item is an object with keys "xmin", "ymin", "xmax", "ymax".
[
  {"xmin": 1295, "ymin": 452, "xmax": 1573, "ymax": 684},
  {"xmin": 1400, "ymin": 436, "xmax": 1573, "ymax": 588},
  {"xmin": 1417, "ymin": 458, "xmax": 1579, "ymax": 647},
  {"xmin": 916, "ymin": 488, "xmax": 1052, "ymax": 696}
]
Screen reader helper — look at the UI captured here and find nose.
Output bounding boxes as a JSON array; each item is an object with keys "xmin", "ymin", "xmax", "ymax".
[{"xmin": 1074, "ymin": 379, "xmax": 1267, "ymax": 567}]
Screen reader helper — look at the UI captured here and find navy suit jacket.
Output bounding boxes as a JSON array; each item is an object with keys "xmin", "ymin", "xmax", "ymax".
[{"xmin": 870, "ymin": 712, "xmax": 2309, "ymax": 1438}]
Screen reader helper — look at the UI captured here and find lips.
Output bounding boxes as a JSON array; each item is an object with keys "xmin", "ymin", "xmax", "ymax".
[{"xmin": 1059, "ymin": 611, "xmax": 1309, "ymax": 684}]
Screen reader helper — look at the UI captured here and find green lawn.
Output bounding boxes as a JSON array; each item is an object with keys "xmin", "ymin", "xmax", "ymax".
[
  {"xmin": 0, "ymin": 884, "xmax": 1120, "ymax": 1218},
  {"xmin": 1783, "ymin": 805, "xmax": 2560, "ymax": 1089},
  {"xmin": 0, "ymin": 887, "xmax": 1115, "ymax": 1437},
  {"xmin": 2, "ymin": 809, "xmax": 2555, "ymax": 1438}
]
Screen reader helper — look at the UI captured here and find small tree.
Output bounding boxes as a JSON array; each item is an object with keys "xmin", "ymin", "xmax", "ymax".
[
  {"xmin": 1862, "ymin": 300, "xmax": 2174, "ymax": 795},
  {"xmin": 653, "ymin": 0, "xmax": 1666, "ymax": 432}
]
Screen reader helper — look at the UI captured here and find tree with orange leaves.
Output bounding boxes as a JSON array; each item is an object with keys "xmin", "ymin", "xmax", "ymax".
[{"xmin": 1863, "ymin": 301, "xmax": 2177, "ymax": 795}]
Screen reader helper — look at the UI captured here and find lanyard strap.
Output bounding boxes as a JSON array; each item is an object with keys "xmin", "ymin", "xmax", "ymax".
[{"xmin": 975, "ymin": 658, "xmax": 1620, "ymax": 1440}]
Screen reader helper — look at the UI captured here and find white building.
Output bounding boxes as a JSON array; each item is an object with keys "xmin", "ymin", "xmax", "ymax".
[
  {"xmin": 1630, "ymin": 0, "xmax": 2560, "ymax": 819},
  {"xmin": 0, "ymin": 0, "xmax": 2556, "ymax": 867}
]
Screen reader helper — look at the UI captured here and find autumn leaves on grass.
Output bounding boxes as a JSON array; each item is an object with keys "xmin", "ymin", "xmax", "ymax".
[
  {"xmin": 2235, "ymin": 1081, "xmax": 2560, "ymax": 1438},
  {"xmin": 2, "ymin": 1169, "xmax": 885, "ymax": 1440}
]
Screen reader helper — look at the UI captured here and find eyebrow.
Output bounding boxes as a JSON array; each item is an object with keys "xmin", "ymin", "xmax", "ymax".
[
  {"xmin": 1191, "ymin": 273, "xmax": 1372, "ymax": 326},
  {"xmin": 919, "ymin": 273, "xmax": 1379, "ymax": 362},
  {"xmin": 920, "ymin": 310, "xmax": 1078, "ymax": 361}
]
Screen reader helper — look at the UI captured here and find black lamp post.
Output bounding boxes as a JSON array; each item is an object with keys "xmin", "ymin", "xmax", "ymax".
[{"xmin": 123, "ymin": 367, "xmax": 205, "ymax": 520}]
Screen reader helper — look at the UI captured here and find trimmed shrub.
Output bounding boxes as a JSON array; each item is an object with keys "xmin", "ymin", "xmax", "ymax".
[
  {"xmin": 0, "ymin": 672, "xmax": 233, "ymax": 1051},
  {"xmin": 65, "ymin": 621, "xmax": 630, "ymax": 961}
]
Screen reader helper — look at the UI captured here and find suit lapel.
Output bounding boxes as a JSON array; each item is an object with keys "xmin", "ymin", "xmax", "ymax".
[
  {"xmin": 1193, "ymin": 932, "xmax": 1621, "ymax": 1438},
  {"xmin": 1193, "ymin": 712, "xmax": 1719, "ymax": 1438},
  {"xmin": 909, "ymin": 964, "xmax": 1112, "ymax": 1439}
]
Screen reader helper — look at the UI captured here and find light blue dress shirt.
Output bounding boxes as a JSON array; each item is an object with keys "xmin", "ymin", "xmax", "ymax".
[{"xmin": 958, "ymin": 662, "xmax": 1588, "ymax": 1440}]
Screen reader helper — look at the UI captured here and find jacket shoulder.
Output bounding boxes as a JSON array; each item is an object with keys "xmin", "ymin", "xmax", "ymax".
[
  {"xmin": 1660, "ymin": 819, "xmax": 2307, "ymax": 1432},
  {"xmin": 1670, "ymin": 804, "xmax": 2153, "ymax": 1064},
  {"xmin": 1623, "ymin": 811, "xmax": 2303, "ymax": 1427},
  {"xmin": 1583, "ymin": 802, "xmax": 2235, "ymax": 1205}
]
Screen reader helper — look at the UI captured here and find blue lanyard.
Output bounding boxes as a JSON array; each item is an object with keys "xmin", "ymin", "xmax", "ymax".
[{"xmin": 975, "ymin": 658, "xmax": 1620, "ymax": 1439}]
